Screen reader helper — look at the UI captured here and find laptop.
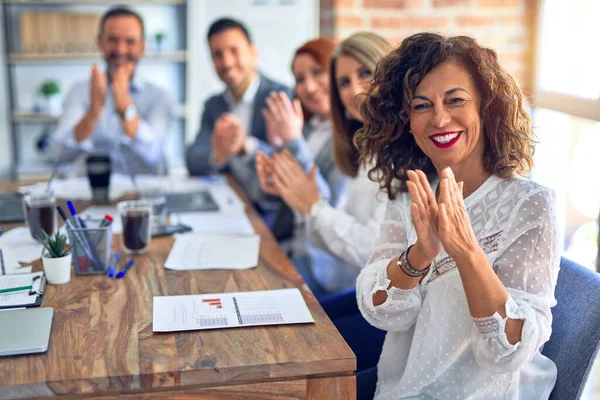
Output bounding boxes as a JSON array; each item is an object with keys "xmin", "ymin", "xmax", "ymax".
[
  {"xmin": 0, "ymin": 192, "xmax": 25, "ymax": 223},
  {"xmin": 0, "ymin": 307, "xmax": 53, "ymax": 357},
  {"xmin": 166, "ymin": 190, "xmax": 220, "ymax": 213}
]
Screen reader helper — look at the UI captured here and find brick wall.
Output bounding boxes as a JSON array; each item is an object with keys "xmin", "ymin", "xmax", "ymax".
[{"xmin": 320, "ymin": 0, "xmax": 534, "ymax": 94}]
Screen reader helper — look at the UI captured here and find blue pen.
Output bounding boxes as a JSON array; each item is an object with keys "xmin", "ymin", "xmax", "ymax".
[
  {"xmin": 67, "ymin": 200, "xmax": 103, "ymax": 271},
  {"xmin": 108, "ymin": 253, "xmax": 120, "ymax": 278},
  {"xmin": 57, "ymin": 205, "xmax": 99, "ymax": 271},
  {"xmin": 116, "ymin": 259, "xmax": 135, "ymax": 279}
]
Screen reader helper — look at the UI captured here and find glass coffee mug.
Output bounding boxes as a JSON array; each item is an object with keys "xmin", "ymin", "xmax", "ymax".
[
  {"xmin": 86, "ymin": 154, "xmax": 111, "ymax": 203},
  {"xmin": 138, "ymin": 188, "xmax": 167, "ymax": 232},
  {"xmin": 23, "ymin": 191, "xmax": 57, "ymax": 242},
  {"xmin": 118, "ymin": 200, "xmax": 152, "ymax": 254}
]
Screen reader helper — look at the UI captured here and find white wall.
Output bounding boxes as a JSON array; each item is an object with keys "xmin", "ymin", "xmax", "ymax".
[
  {"xmin": 185, "ymin": 0, "xmax": 319, "ymax": 142},
  {"xmin": 0, "ymin": 2, "xmax": 13, "ymax": 179}
]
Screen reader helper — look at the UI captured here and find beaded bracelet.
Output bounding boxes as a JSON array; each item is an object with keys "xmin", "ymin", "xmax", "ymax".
[{"xmin": 397, "ymin": 245, "xmax": 431, "ymax": 277}]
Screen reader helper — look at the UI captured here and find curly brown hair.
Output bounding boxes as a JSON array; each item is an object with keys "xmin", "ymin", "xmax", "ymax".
[{"xmin": 354, "ymin": 32, "xmax": 534, "ymax": 199}]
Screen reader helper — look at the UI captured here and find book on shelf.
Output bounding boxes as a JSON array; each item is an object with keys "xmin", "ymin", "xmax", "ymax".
[
  {"xmin": 64, "ymin": 13, "xmax": 78, "ymax": 53},
  {"xmin": 19, "ymin": 12, "xmax": 38, "ymax": 53},
  {"xmin": 47, "ymin": 12, "xmax": 64, "ymax": 53},
  {"xmin": 18, "ymin": 12, "xmax": 101, "ymax": 55}
]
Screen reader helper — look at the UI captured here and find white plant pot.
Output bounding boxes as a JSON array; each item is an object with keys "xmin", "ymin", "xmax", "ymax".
[
  {"xmin": 45, "ymin": 94, "xmax": 62, "ymax": 117},
  {"xmin": 42, "ymin": 253, "xmax": 72, "ymax": 284}
]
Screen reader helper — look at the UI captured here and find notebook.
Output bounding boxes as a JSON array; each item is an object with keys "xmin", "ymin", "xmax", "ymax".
[
  {"xmin": 0, "ymin": 272, "xmax": 46, "ymax": 309},
  {"xmin": 0, "ymin": 307, "xmax": 53, "ymax": 356},
  {"xmin": 0, "ymin": 192, "xmax": 25, "ymax": 223}
]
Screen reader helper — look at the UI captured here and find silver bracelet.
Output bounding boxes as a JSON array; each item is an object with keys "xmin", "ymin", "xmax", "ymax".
[{"xmin": 397, "ymin": 245, "xmax": 431, "ymax": 277}]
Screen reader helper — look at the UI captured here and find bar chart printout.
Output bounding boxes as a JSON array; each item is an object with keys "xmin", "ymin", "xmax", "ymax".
[{"xmin": 153, "ymin": 288, "xmax": 314, "ymax": 332}]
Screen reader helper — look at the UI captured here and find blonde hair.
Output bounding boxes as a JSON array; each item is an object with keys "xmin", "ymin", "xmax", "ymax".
[{"xmin": 330, "ymin": 32, "xmax": 392, "ymax": 177}]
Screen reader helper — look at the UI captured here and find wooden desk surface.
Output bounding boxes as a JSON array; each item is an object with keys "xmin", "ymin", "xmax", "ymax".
[{"xmin": 0, "ymin": 179, "xmax": 356, "ymax": 399}]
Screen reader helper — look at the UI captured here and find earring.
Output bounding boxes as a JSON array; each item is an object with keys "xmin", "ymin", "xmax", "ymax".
[
  {"xmin": 344, "ymin": 109, "xmax": 352, "ymax": 120},
  {"xmin": 408, "ymin": 129, "xmax": 413, "ymax": 135}
]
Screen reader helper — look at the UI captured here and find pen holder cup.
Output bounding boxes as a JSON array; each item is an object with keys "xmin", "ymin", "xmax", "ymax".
[{"xmin": 66, "ymin": 219, "xmax": 112, "ymax": 275}]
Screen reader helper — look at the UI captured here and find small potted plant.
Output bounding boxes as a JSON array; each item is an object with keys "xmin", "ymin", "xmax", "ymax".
[
  {"xmin": 154, "ymin": 31, "xmax": 166, "ymax": 52},
  {"xmin": 38, "ymin": 80, "xmax": 62, "ymax": 117},
  {"xmin": 41, "ymin": 231, "xmax": 72, "ymax": 284}
]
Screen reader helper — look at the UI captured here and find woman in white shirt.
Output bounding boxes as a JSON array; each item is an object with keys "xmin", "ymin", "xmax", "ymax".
[
  {"xmin": 353, "ymin": 32, "xmax": 559, "ymax": 399},
  {"xmin": 257, "ymin": 32, "xmax": 392, "ymax": 296}
]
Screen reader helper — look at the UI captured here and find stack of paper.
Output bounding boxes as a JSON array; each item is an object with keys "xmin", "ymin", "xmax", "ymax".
[
  {"xmin": 0, "ymin": 227, "xmax": 44, "ymax": 264},
  {"xmin": 170, "ymin": 211, "xmax": 254, "ymax": 236},
  {"xmin": 165, "ymin": 234, "xmax": 260, "ymax": 270},
  {"xmin": 153, "ymin": 288, "xmax": 314, "ymax": 332}
]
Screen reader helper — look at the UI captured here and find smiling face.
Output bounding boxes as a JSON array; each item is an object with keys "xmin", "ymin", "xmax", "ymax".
[
  {"xmin": 408, "ymin": 59, "xmax": 486, "ymax": 176},
  {"xmin": 335, "ymin": 54, "xmax": 372, "ymax": 122},
  {"xmin": 292, "ymin": 53, "xmax": 331, "ymax": 116},
  {"xmin": 98, "ymin": 15, "xmax": 145, "ymax": 72},
  {"xmin": 209, "ymin": 28, "xmax": 257, "ymax": 91}
]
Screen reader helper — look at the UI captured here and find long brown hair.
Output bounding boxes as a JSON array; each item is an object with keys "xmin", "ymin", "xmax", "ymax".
[
  {"xmin": 330, "ymin": 32, "xmax": 391, "ymax": 177},
  {"xmin": 354, "ymin": 33, "xmax": 534, "ymax": 199}
]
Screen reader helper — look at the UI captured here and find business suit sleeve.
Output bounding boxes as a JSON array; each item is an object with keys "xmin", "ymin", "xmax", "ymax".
[{"xmin": 186, "ymin": 101, "xmax": 220, "ymax": 176}]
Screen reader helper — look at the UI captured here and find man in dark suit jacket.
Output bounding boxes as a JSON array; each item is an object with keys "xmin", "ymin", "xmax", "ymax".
[{"xmin": 186, "ymin": 18, "xmax": 292, "ymax": 214}]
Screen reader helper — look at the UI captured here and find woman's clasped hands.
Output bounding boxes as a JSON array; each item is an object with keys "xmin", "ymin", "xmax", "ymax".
[
  {"xmin": 407, "ymin": 167, "xmax": 479, "ymax": 265},
  {"xmin": 256, "ymin": 149, "xmax": 319, "ymax": 215}
]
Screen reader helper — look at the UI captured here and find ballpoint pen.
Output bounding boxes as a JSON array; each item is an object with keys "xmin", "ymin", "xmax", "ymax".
[
  {"xmin": 115, "ymin": 259, "xmax": 135, "ymax": 279},
  {"xmin": 99, "ymin": 214, "xmax": 113, "ymax": 228},
  {"xmin": 58, "ymin": 205, "xmax": 99, "ymax": 271},
  {"xmin": 66, "ymin": 201, "xmax": 102, "ymax": 271},
  {"xmin": 107, "ymin": 253, "xmax": 120, "ymax": 278}
]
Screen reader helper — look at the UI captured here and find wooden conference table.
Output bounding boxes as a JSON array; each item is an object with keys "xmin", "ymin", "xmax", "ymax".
[{"xmin": 0, "ymin": 178, "xmax": 356, "ymax": 399}]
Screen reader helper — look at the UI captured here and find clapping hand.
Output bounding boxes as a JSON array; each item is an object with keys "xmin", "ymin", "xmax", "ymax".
[
  {"xmin": 407, "ymin": 169, "xmax": 442, "ymax": 262},
  {"xmin": 436, "ymin": 167, "xmax": 478, "ymax": 261},
  {"xmin": 111, "ymin": 62, "xmax": 135, "ymax": 114},
  {"xmin": 212, "ymin": 114, "xmax": 247, "ymax": 164},
  {"xmin": 90, "ymin": 63, "xmax": 107, "ymax": 116},
  {"xmin": 256, "ymin": 151, "xmax": 280, "ymax": 196},
  {"xmin": 262, "ymin": 91, "xmax": 304, "ymax": 146},
  {"xmin": 271, "ymin": 150, "xmax": 319, "ymax": 215}
]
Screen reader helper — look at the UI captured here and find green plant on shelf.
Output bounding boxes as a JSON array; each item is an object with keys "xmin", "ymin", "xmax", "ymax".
[
  {"xmin": 39, "ymin": 80, "xmax": 60, "ymax": 98},
  {"xmin": 42, "ymin": 231, "xmax": 70, "ymax": 258},
  {"xmin": 154, "ymin": 31, "xmax": 166, "ymax": 52}
]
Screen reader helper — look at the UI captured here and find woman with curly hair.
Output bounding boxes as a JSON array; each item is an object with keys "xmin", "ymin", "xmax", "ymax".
[{"xmin": 354, "ymin": 33, "xmax": 559, "ymax": 399}]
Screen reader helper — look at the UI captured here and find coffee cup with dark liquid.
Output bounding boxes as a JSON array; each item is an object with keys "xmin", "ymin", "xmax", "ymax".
[
  {"xmin": 117, "ymin": 200, "xmax": 152, "ymax": 254},
  {"xmin": 23, "ymin": 191, "xmax": 57, "ymax": 242},
  {"xmin": 86, "ymin": 154, "xmax": 111, "ymax": 203}
]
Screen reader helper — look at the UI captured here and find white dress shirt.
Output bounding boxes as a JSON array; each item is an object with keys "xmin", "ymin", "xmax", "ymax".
[
  {"xmin": 358, "ymin": 175, "xmax": 559, "ymax": 399},
  {"xmin": 52, "ymin": 73, "xmax": 174, "ymax": 175},
  {"xmin": 223, "ymin": 74, "xmax": 261, "ymax": 138},
  {"xmin": 306, "ymin": 165, "xmax": 388, "ymax": 291}
]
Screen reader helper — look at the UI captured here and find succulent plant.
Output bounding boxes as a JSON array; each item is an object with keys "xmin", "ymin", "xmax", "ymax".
[{"xmin": 42, "ymin": 231, "xmax": 70, "ymax": 258}]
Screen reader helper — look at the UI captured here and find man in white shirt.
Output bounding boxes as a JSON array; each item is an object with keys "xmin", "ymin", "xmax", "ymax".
[
  {"xmin": 186, "ymin": 18, "xmax": 292, "ymax": 214},
  {"xmin": 53, "ymin": 6, "xmax": 174, "ymax": 175}
]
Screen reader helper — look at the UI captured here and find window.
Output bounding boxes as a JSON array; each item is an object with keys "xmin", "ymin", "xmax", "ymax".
[{"xmin": 532, "ymin": 0, "xmax": 600, "ymax": 271}]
